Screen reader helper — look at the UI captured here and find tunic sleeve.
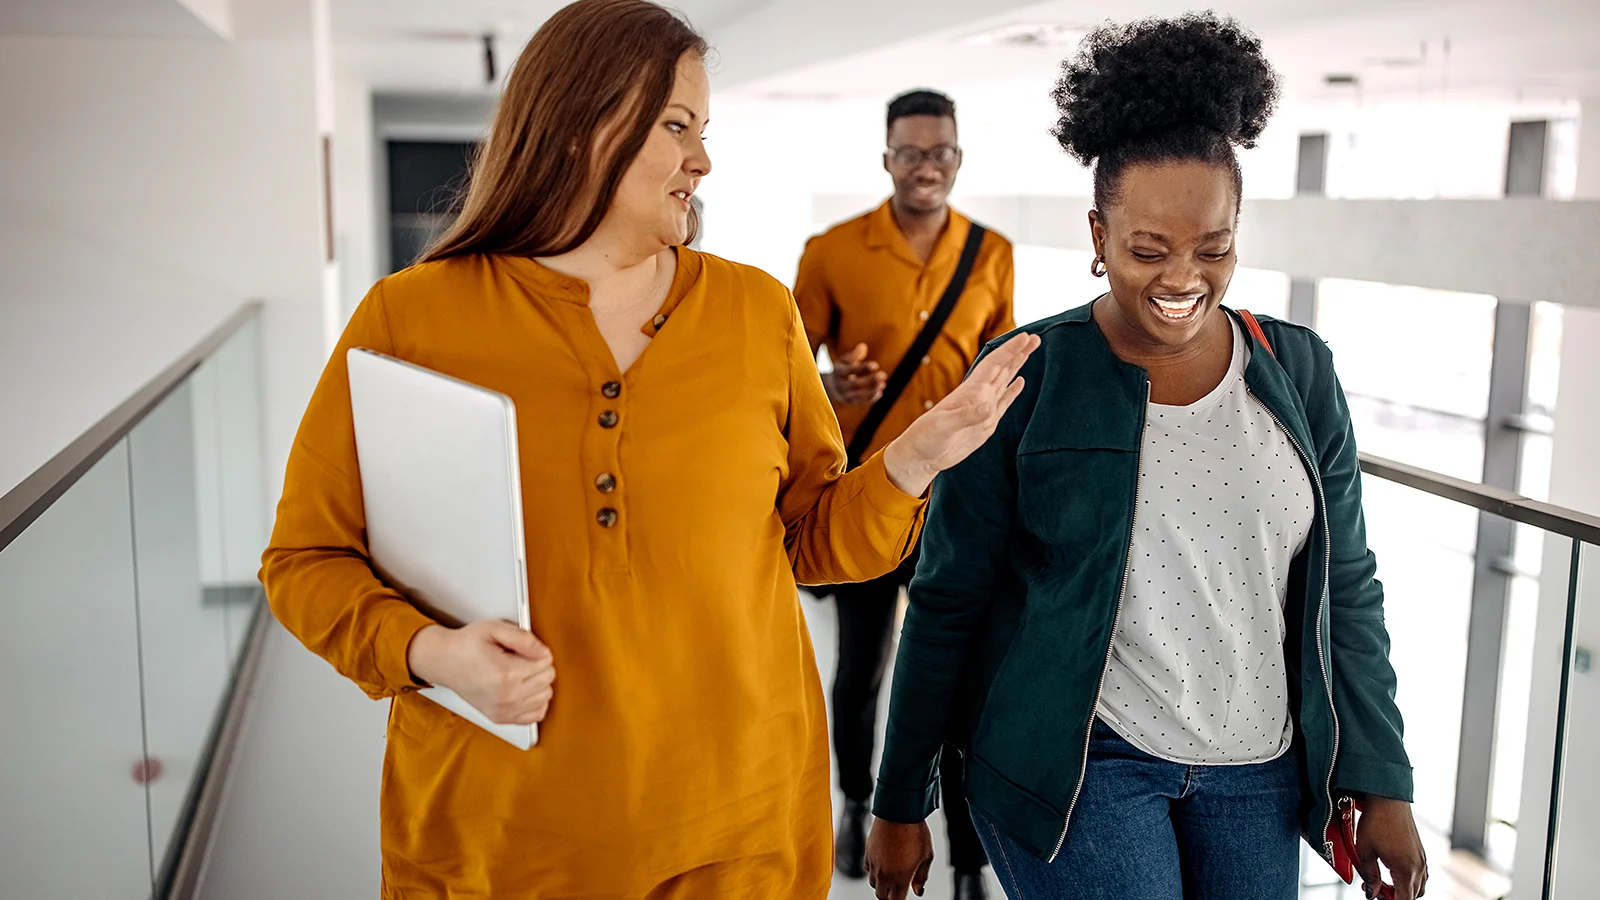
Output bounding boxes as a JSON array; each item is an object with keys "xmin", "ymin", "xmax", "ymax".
[
  {"xmin": 259, "ymin": 283, "xmax": 438, "ymax": 700},
  {"xmin": 776, "ymin": 296, "xmax": 926, "ymax": 585}
]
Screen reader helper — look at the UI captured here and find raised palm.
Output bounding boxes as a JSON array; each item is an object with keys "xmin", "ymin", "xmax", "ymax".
[{"xmin": 898, "ymin": 332, "xmax": 1038, "ymax": 476}]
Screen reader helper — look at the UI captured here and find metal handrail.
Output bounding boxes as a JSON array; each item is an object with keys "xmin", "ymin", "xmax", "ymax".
[
  {"xmin": 1359, "ymin": 452, "xmax": 1600, "ymax": 546},
  {"xmin": 0, "ymin": 302, "xmax": 263, "ymax": 554},
  {"xmin": 1358, "ymin": 451, "xmax": 1590, "ymax": 900}
]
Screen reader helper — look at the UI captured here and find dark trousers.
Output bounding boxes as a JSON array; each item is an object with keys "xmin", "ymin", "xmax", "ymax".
[{"xmin": 829, "ymin": 564, "xmax": 989, "ymax": 873}]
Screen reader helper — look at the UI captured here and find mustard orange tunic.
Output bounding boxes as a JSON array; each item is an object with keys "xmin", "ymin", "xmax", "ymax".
[{"xmin": 260, "ymin": 249, "xmax": 925, "ymax": 899}]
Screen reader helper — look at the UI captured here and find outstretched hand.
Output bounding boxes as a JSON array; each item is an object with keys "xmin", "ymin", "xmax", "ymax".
[{"xmin": 883, "ymin": 332, "xmax": 1039, "ymax": 496}]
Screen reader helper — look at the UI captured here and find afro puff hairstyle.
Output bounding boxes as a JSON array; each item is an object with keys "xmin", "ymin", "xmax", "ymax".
[{"xmin": 1051, "ymin": 12, "xmax": 1280, "ymax": 212}]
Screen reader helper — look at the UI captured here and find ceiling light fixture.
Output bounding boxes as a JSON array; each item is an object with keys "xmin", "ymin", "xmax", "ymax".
[
  {"xmin": 1365, "ymin": 56, "xmax": 1423, "ymax": 69},
  {"xmin": 757, "ymin": 91, "xmax": 845, "ymax": 103},
  {"xmin": 955, "ymin": 23, "xmax": 1089, "ymax": 48}
]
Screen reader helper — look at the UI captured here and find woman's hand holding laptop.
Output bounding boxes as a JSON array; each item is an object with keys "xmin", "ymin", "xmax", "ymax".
[{"xmin": 409, "ymin": 621, "xmax": 556, "ymax": 726}]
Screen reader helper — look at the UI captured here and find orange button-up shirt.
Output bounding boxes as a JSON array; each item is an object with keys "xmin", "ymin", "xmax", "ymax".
[
  {"xmin": 794, "ymin": 201, "xmax": 1015, "ymax": 461},
  {"xmin": 260, "ymin": 248, "xmax": 924, "ymax": 899}
]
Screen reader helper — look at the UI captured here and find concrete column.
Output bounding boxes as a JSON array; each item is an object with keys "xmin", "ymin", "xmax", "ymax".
[
  {"xmin": 1511, "ymin": 98, "xmax": 1600, "ymax": 899},
  {"xmin": 1288, "ymin": 133, "xmax": 1328, "ymax": 327},
  {"xmin": 1452, "ymin": 121, "xmax": 1543, "ymax": 856}
]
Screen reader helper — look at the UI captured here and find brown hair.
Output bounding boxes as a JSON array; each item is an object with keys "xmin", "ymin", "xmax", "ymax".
[{"xmin": 421, "ymin": 0, "xmax": 707, "ymax": 263}]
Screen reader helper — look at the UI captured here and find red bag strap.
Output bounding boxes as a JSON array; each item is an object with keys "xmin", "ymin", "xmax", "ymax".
[
  {"xmin": 1239, "ymin": 309, "xmax": 1274, "ymax": 357},
  {"xmin": 1327, "ymin": 797, "xmax": 1398, "ymax": 900}
]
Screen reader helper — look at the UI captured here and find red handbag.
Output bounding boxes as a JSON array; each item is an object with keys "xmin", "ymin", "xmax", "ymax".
[
  {"xmin": 1238, "ymin": 309, "xmax": 1398, "ymax": 900},
  {"xmin": 1328, "ymin": 796, "xmax": 1397, "ymax": 899}
]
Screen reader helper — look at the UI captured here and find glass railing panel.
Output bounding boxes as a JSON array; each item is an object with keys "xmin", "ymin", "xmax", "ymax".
[
  {"xmin": 128, "ymin": 372, "xmax": 235, "ymax": 878},
  {"xmin": 1486, "ymin": 521, "xmax": 1565, "ymax": 870},
  {"xmin": 205, "ymin": 314, "xmax": 267, "ymax": 663},
  {"xmin": 0, "ymin": 440, "xmax": 154, "ymax": 898},
  {"xmin": 1546, "ymin": 539, "xmax": 1595, "ymax": 900},
  {"xmin": 1361, "ymin": 472, "xmax": 1478, "ymax": 835}
]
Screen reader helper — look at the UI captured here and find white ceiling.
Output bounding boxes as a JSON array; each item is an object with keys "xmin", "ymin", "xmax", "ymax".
[
  {"xmin": 322, "ymin": 0, "xmax": 1600, "ymax": 107},
  {"xmin": 330, "ymin": 0, "xmax": 769, "ymax": 41},
  {"xmin": 734, "ymin": 0, "xmax": 1600, "ymax": 105},
  {"xmin": 7, "ymin": 0, "xmax": 1594, "ymax": 106},
  {"xmin": 328, "ymin": 0, "xmax": 1060, "ymax": 92},
  {"xmin": 329, "ymin": 0, "xmax": 782, "ymax": 93},
  {"xmin": 0, "ymin": 0, "xmax": 217, "ymax": 39}
]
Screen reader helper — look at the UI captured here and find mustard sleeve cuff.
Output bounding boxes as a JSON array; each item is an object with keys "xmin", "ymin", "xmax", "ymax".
[
  {"xmin": 374, "ymin": 602, "xmax": 441, "ymax": 696},
  {"xmin": 855, "ymin": 449, "xmax": 930, "ymax": 518}
]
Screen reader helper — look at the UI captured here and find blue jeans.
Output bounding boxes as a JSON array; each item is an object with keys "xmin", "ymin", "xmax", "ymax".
[{"xmin": 971, "ymin": 720, "xmax": 1300, "ymax": 900}]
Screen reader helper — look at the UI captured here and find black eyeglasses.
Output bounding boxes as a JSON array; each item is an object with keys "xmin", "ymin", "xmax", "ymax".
[{"xmin": 886, "ymin": 144, "xmax": 961, "ymax": 168}]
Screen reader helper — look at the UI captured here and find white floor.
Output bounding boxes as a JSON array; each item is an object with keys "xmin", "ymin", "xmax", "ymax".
[
  {"xmin": 799, "ymin": 590, "xmax": 1007, "ymax": 900},
  {"xmin": 195, "ymin": 617, "xmax": 387, "ymax": 900}
]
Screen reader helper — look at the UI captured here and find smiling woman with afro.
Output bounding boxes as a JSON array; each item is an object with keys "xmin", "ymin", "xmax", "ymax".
[{"xmin": 863, "ymin": 13, "xmax": 1431, "ymax": 900}]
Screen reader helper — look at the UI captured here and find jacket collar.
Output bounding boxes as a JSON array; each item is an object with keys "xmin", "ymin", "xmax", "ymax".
[{"xmin": 1017, "ymin": 302, "xmax": 1311, "ymax": 456}]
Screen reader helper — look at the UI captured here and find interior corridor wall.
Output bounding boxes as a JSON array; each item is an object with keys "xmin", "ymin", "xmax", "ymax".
[
  {"xmin": 333, "ymin": 77, "xmax": 380, "ymax": 329},
  {"xmin": 0, "ymin": 28, "xmax": 327, "ymax": 516}
]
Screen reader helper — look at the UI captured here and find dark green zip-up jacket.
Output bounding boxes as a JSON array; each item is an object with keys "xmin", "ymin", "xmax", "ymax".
[{"xmin": 873, "ymin": 302, "xmax": 1414, "ymax": 864}]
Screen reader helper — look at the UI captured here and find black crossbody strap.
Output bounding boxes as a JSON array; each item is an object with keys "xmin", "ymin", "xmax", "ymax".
[{"xmin": 846, "ymin": 222, "xmax": 987, "ymax": 468}]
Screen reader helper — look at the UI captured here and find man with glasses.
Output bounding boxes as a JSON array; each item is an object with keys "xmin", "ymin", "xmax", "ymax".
[{"xmin": 795, "ymin": 88, "xmax": 1013, "ymax": 900}]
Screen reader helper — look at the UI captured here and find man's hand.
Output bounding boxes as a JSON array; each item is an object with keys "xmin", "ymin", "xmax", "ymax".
[{"xmin": 824, "ymin": 343, "xmax": 887, "ymax": 405}]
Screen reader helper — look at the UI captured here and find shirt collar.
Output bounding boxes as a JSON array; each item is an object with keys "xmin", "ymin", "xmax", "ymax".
[{"xmin": 864, "ymin": 199, "xmax": 973, "ymax": 268}]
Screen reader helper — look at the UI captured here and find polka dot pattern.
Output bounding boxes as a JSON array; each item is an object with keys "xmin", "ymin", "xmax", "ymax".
[{"xmin": 1097, "ymin": 319, "xmax": 1315, "ymax": 766}]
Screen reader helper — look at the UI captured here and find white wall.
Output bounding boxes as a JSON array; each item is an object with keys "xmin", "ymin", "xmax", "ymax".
[
  {"xmin": 333, "ymin": 77, "xmax": 379, "ymax": 325},
  {"xmin": 327, "ymin": 87, "xmax": 499, "ymax": 320},
  {"xmin": 1280, "ymin": 99, "xmax": 1578, "ymax": 200},
  {"xmin": 0, "ymin": 22, "xmax": 327, "ymax": 513},
  {"xmin": 705, "ymin": 0, "xmax": 1040, "ymax": 89}
]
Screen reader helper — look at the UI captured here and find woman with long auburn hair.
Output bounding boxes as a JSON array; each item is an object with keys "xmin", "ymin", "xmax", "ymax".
[{"xmin": 260, "ymin": 0, "xmax": 1037, "ymax": 896}]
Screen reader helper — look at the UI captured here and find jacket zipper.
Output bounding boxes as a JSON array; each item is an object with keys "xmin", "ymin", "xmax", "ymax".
[
  {"xmin": 1049, "ymin": 378, "xmax": 1149, "ymax": 863},
  {"xmin": 1249, "ymin": 386, "xmax": 1341, "ymax": 863}
]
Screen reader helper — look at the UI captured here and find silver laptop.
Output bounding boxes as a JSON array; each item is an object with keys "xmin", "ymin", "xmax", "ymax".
[{"xmin": 346, "ymin": 348, "xmax": 536, "ymax": 749}]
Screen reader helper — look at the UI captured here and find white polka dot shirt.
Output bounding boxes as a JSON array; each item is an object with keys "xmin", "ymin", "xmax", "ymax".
[{"xmin": 1096, "ymin": 318, "xmax": 1315, "ymax": 765}]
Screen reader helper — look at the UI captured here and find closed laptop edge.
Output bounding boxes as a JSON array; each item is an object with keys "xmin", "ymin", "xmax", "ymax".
[{"xmin": 346, "ymin": 348, "xmax": 537, "ymax": 750}]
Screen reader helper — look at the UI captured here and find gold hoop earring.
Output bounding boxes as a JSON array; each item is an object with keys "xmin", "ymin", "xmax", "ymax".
[{"xmin": 1090, "ymin": 256, "xmax": 1107, "ymax": 278}]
